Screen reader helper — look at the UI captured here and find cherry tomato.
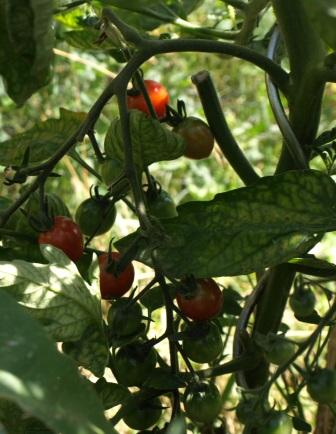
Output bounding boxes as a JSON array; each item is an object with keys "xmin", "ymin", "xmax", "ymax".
[
  {"xmin": 98, "ymin": 252, "xmax": 135, "ymax": 299},
  {"xmin": 289, "ymin": 288, "xmax": 316, "ymax": 317},
  {"xmin": 173, "ymin": 117, "xmax": 214, "ymax": 160},
  {"xmin": 257, "ymin": 412, "xmax": 293, "ymax": 434},
  {"xmin": 123, "ymin": 394, "xmax": 162, "ymax": 430},
  {"xmin": 75, "ymin": 198, "xmax": 116, "ymax": 237},
  {"xmin": 146, "ymin": 189, "xmax": 178, "ymax": 219},
  {"xmin": 127, "ymin": 80, "xmax": 169, "ymax": 119},
  {"xmin": 110, "ymin": 342, "xmax": 157, "ymax": 387},
  {"xmin": 107, "ymin": 297, "xmax": 143, "ymax": 337},
  {"xmin": 38, "ymin": 216, "xmax": 83, "ymax": 262},
  {"xmin": 183, "ymin": 381, "xmax": 222, "ymax": 424},
  {"xmin": 176, "ymin": 278, "xmax": 223, "ymax": 321},
  {"xmin": 182, "ymin": 321, "xmax": 223, "ymax": 364},
  {"xmin": 263, "ymin": 338, "xmax": 296, "ymax": 366},
  {"xmin": 307, "ymin": 368, "xmax": 336, "ymax": 404}
]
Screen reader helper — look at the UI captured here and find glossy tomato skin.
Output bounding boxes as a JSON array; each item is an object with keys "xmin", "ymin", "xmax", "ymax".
[
  {"xmin": 147, "ymin": 189, "xmax": 178, "ymax": 219},
  {"xmin": 38, "ymin": 216, "xmax": 83, "ymax": 262},
  {"xmin": 307, "ymin": 368, "xmax": 336, "ymax": 404},
  {"xmin": 183, "ymin": 382, "xmax": 222, "ymax": 424},
  {"xmin": 123, "ymin": 394, "xmax": 162, "ymax": 431},
  {"xmin": 127, "ymin": 80, "xmax": 169, "ymax": 119},
  {"xmin": 174, "ymin": 117, "xmax": 214, "ymax": 160},
  {"xmin": 75, "ymin": 198, "xmax": 116, "ymax": 237},
  {"xmin": 257, "ymin": 412, "xmax": 293, "ymax": 434},
  {"xmin": 176, "ymin": 278, "xmax": 223, "ymax": 321},
  {"xmin": 99, "ymin": 252, "xmax": 135, "ymax": 299},
  {"xmin": 111, "ymin": 342, "xmax": 157, "ymax": 387},
  {"xmin": 182, "ymin": 321, "xmax": 223, "ymax": 363}
]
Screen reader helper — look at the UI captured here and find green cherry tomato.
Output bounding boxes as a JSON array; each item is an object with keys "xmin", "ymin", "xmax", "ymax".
[
  {"xmin": 146, "ymin": 189, "xmax": 178, "ymax": 219},
  {"xmin": 111, "ymin": 342, "xmax": 157, "ymax": 387},
  {"xmin": 123, "ymin": 394, "xmax": 162, "ymax": 431},
  {"xmin": 107, "ymin": 297, "xmax": 143, "ymax": 337},
  {"xmin": 183, "ymin": 382, "xmax": 222, "ymax": 425},
  {"xmin": 75, "ymin": 198, "xmax": 116, "ymax": 237},
  {"xmin": 264, "ymin": 339, "xmax": 296, "ymax": 366},
  {"xmin": 307, "ymin": 368, "xmax": 336, "ymax": 404},
  {"xmin": 173, "ymin": 117, "xmax": 214, "ymax": 160},
  {"xmin": 289, "ymin": 288, "xmax": 316, "ymax": 317},
  {"xmin": 182, "ymin": 321, "xmax": 223, "ymax": 364},
  {"xmin": 256, "ymin": 412, "xmax": 293, "ymax": 434}
]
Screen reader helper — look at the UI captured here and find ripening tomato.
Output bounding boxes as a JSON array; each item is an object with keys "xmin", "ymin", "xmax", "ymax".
[
  {"xmin": 183, "ymin": 381, "xmax": 222, "ymax": 424},
  {"xmin": 127, "ymin": 80, "xmax": 169, "ymax": 119},
  {"xmin": 173, "ymin": 117, "xmax": 214, "ymax": 159},
  {"xmin": 176, "ymin": 278, "xmax": 223, "ymax": 321},
  {"xmin": 99, "ymin": 252, "xmax": 135, "ymax": 299},
  {"xmin": 38, "ymin": 216, "xmax": 83, "ymax": 262}
]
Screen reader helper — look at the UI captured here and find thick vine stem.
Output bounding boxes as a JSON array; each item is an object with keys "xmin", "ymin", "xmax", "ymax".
[{"xmin": 191, "ymin": 70, "xmax": 260, "ymax": 186}]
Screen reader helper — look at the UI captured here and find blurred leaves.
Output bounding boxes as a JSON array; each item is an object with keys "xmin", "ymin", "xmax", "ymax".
[{"xmin": 0, "ymin": 0, "xmax": 54, "ymax": 104}]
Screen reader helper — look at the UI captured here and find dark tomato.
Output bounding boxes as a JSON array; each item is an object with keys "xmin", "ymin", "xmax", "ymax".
[
  {"xmin": 173, "ymin": 117, "xmax": 214, "ymax": 160},
  {"xmin": 123, "ymin": 394, "xmax": 162, "ymax": 430},
  {"xmin": 146, "ymin": 189, "xmax": 178, "ymax": 219},
  {"xmin": 289, "ymin": 288, "xmax": 316, "ymax": 317},
  {"xmin": 176, "ymin": 278, "xmax": 223, "ymax": 321},
  {"xmin": 38, "ymin": 216, "xmax": 83, "ymax": 262},
  {"xmin": 183, "ymin": 381, "xmax": 222, "ymax": 424},
  {"xmin": 99, "ymin": 252, "xmax": 135, "ymax": 299},
  {"xmin": 111, "ymin": 342, "xmax": 157, "ymax": 387},
  {"xmin": 307, "ymin": 368, "xmax": 336, "ymax": 404},
  {"xmin": 182, "ymin": 321, "xmax": 223, "ymax": 363},
  {"xmin": 107, "ymin": 297, "xmax": 143, "ymax": 337},
  {"xmin": 127, "ymin": 80, "xmax": 169, "ymax": 119},
  {"xmin": 75, "ymin": 198, "xmax": 116, "ymax": 237}
]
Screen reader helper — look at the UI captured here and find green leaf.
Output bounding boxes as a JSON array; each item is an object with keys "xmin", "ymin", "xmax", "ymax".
[
  {"xmin": 104, "ymin": 110, "xmax": 185, "ymax": 177},
  {"xmin": 303, "ymin": 0, "xmax": 336, "ymax": 50},
  {"xmin": 0, "ymin": 245, "xmax": 103, "ymax": 341},
  {"xmin": 294, "ymin": 310, "xmax": 335, "ymax": 326},
  {"xmin": 288, "ymin": 256, "xmax": 336, "ymax": 277},
  {"xmin": 221, "ymin": 288, "xmax": 242, "ymax": 316},
  {"xmin": 116, "ymin": 170, "xmax": 336, "ymax": 278},
  {"xmin": 0, "ymin": 0, "xmax": 54, "ymax": 104},
  {"xmin": 0, "ymin": 108, "xmax": 86, "ymax": 166},
  {"xmin": 143, "ymin": 368, "xmax": 186, "ymax": 389},
  {"xmin": 140, "ymin": 284, "xmax": 176, "ymax": 312},
  {"xmin": 94, "ymin": 378, "xmax": 130, "ymax": 410},
  {"xmin": 0, "ymin": 291, "xmax": 115, "ymax": 434},
  {"xmin": 63, "ymin": 29, "xmax": 117, "ymax": 51}
]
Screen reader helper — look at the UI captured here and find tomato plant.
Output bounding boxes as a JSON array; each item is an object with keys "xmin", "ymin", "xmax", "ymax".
[
  {"xmin": 183, "ymin": 381, "xmax": 222, "ymax": 424},
  {"xmin": 181, "ymin": 321, "xmax": 223, "ymax": 363},
  {"xmin": 38, "ymin": 216, "xmax": 83, "ymax": 262},
  {"xmin": 127, "ymin": 79, "xmax": 169, "ymax": 119},
  {"xmin": 75, "ymin": 197, "xmax": 116, "ymax": 236},
  {"xmin": 107, "ymin": 297, "xmax": 143, "ymax": 337},
  {"xmin": 146, "ymin": 188, "xmax": 178, "ymax": 219},
  {"xmin": 176, "ymin": 278, "xmax": 223, "ymax": 321},
  {"xmin": 98, "ymin": 252, "xmax": 135, "ymax": 299},
  {"xmin": 256, "ymin": 412, "xmax": 293, "ymax": 434},
  {"xmin": 263, "ymin": 338, "xmax": 296, "ymax": 366},
  {"xmin": 306, "ymin": 368, "xmax": 336, "ymax": 404},
  {"xmin": 289, "ymin": 287, "xmax": 316, "ymax": 317},
  {"xmin": 110, "ymin": 342, "xmax": 157, "ymax": 387},
  {"xmin": 173, "ymin": 117, "xmax": 214, "ymax": 159}
]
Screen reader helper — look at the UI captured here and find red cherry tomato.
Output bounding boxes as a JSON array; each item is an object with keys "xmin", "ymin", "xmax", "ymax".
[
  {"xmin": 99, "ymin": 252, "xmax": 135, "ymax": 299},
  {"xmin": 127, "ymin": 80, "xmax": 169, "ymax": 119},
  {"xmin": 176, "ymin": 278, "xmax": 223, "ymax": 321},
  {"xmin": 38, "ymin": 216, "xmax": 84, "ymax": 262}
]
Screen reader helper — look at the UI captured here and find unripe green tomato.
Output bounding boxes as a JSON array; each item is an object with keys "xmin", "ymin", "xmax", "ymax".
[
  {"xmin": 123, "ymin": 395, "xmax": 162, "ymax": 431},
  {"xmin": 183, "ymin": 382, "xmax": 222, "ymax": 424},
  {"xmin": 182, "ymin": 321, "xmax": 223, "ymax": 364},
  {"xmin": 289, "ymin": 289, "xmax": 316, "ymax": 317},
  {"xmin": 264, "ymin": 339, "xmax": 296, "ymax": 366},
  {"xmin": 147, "ymin": 189, "xmax": 178, "ymax": 219},
  {"xmin": 75, "ymin": 198, "xmax": 116, "ymax": 236},
  {"xmin": 107, "ymin": 297, "xmax": 143, "ymax": 337},
  {"xmin": 256, "ymin": 412, "xmax": 293, "ymax": 434},
  {"xmin": 307, "ymin": 368, "xmax": 336, "ymax": 404},
  {"xmin": 111, "ymin": 342, "xmax": 157, "ymax": 387}
]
